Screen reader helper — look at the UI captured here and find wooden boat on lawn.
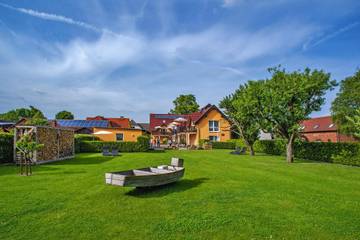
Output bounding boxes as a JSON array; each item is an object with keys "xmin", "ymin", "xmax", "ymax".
[{"xmin": 105, "ymin": 158, "xmax": 184, "ymax": 187}]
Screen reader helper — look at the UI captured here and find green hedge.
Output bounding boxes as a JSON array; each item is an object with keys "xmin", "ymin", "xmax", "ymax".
[
  {"xmin": 0, "ymin": 133, "xmax": 13, "ymax": 163},
  {"xmin": 332, "ymin": 149, "xmax": 360, "ymax": 166},
  {"xmin": 80, "ymin": 141, "xmax": 145, "ymax": 153},
  {"xmin": 294, "ymin": 141, "xmax": 359, "ymax": 163},
  {"xmin": 212, "ymin": 141, "xmax": 236, "ymax": 149},
  {"xmin": 227, "ymin": 139, "xmax": 247, "ymax": 148},
  {"xmin": 75, "ymin": 134, "xmax": 100, "ymax": 153},
  {"xmin": 254, "ymin": 139, "xmax": 360, "ymax": 166},
  {"xmin": 254, "ymin": 139, "xmax": 286, "ymax": 156},
  {"xmin": 76, "ymin": 134, "xmax": 150, "ymax": 153},
  {"xmin": 137, "ymin": 135, "xmax": 150, "ymax": 151}
]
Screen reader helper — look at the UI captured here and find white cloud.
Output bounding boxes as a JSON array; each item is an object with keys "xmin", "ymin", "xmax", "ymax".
[
  {"xmin": 303, "ymin": 21, "xmax": 359, "ymax": 51},
  {"xmin": 0, "ymin": 15, "xmax": 329, "ymax": 121},
  {"xmin": 0, "ymin": 2, "xmax": 112, "ymax": 33}
]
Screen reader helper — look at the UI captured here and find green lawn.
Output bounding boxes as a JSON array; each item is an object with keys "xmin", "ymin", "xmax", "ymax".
[{"xmin": 1, "ymin": 150, "xmax": 359, "ymax": 240}]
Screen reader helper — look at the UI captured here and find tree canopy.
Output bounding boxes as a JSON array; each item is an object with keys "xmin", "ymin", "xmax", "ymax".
[
  {"xmin": 170, "ymin": 94, "xmax": 200, "ymax": 114},
  {"xmin": 0, "ymin": 106, "xmax": 45, "ymax": 122},
  {"xmin": 345, "ymin": 109, "xmax": 360, "ymax": 139},
  {"xmin": 258, "ymin": 67, "xmax": 336, "ymax": 162},
  {"xmin": 55, "ymin": 110, "xmax": 74, "ymax": 120},
  {"xmin": 331, "ymin": 70, "xmax": 360, "ymax": 136},
  {"xmin": 220, "ymin": 81, "xmax": 263, "ymax": 155}
]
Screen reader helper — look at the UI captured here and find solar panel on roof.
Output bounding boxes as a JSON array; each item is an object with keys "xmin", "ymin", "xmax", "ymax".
[{"xmin": 57, "ymin": 120, "xmax": 108, "ymax": 128}]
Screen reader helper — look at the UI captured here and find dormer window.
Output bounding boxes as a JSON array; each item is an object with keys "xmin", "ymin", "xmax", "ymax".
[
  {"xmin": 313, "ymin": 124, "xmax": 319, "ymax": 129},
  {"xmin": 329, "ymin": 123, "xmax": 334, "ymax": 128}
]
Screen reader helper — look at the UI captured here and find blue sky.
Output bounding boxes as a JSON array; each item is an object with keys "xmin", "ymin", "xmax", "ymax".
[{"xmin": 0, "ymin": 0, "xmax": 359, "ymax": 122}]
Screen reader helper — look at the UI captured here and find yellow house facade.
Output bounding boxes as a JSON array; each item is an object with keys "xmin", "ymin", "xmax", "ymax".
[
  {"xmin": 194, "ymin": 107, "xmax": 231, "ymax": 145},
  {"xmin": 93, "ymin": 127, "xmax": 144, "ymax": 142},
  {"xmin": 150, "ymin": 104, "xmax": 231, "ymax": 146}
]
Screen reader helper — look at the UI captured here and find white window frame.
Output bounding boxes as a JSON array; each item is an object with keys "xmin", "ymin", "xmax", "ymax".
[
  {"xmin": 116, "ymin": 133, "xmax": 124, "ymax": 141},
  {"xmin": 209, "ymin": 120, "xmax": 220, "ymax": 132}
]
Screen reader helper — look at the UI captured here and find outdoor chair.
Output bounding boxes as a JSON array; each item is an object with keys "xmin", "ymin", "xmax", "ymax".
[
  {"xmin": 111, "ymin": 149, "xmax": 120, "ymax": 156},
  {"xmin": 230, "ymin": 147, "xmax": 247, "ymax": 155},
  {"xmin": 102, "ymin": 147, "xmax": 112, "ymax": 156}
]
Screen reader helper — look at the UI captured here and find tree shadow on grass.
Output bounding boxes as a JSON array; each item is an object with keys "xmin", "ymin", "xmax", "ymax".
[
  {"xmin": 50, "ymin": 155, "xmax": 117, "ymax": 165},
  {"xmin": 126, "ymin": 177, "xmax": 209, "ymax": 198}
]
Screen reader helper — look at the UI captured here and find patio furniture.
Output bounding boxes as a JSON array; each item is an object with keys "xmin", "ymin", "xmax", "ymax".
[
  {"xmin": 230, "ymin": 147, "xmax": 247, "ymax": 155},
  {"xmin": 111, "ymin": 149, "xmax": 120, "ymax": 156},
  {"xmin": 102, "ymin": 147, "xmax": 112, "ymax": 156}
]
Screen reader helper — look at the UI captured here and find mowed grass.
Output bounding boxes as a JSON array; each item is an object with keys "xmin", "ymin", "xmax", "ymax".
[{"xmin": 0, "ymin": 150, "xmax": 359, "ymax": 240}]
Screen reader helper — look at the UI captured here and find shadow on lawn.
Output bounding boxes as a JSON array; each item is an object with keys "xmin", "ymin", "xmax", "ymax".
[
  {"xmin": 126, "ymin": 177, "xmax": 209, "ymax": 198},
  {"xmin": 50, "ymin": 155, "xmax": 117, "ymax": 165}
]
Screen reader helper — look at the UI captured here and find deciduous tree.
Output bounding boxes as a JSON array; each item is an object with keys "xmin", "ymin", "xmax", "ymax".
[
  {"xmin": 259, "ymin": 67, "xmax": 336, "ymax": 163},
  {"xmin": 220, "ymin": 81, "xmax": 263, "ymax": 155},
  {"xmin": 55, "ymin": 110, "xmax": 74, "ymax": 120},
  {"xmin": 331, "ymin": 70, "xmax": 360, "ymax": 136},
  {"xmin": 170, "ymin": 94, "xmax": 200, "ymax": 114}
]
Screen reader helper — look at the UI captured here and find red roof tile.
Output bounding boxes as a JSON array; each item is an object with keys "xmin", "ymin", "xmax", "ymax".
[{"xmin": 300, "ymin": 116, "xmax": 337, "ymax": 133}]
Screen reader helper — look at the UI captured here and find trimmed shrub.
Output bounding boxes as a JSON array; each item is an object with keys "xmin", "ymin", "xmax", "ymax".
[
  {"xmin": 137, "ymin": 135, "xmax": 150, "ymax": 151},
  {"xmin": 0, "ymin": 133, "xmax": 14, "ymax": 163},
  {"xmin": 75, "ymin": 134, "xmax": 100, "ymax": 153},
  {"xmin": 227, "ymin": 139, "xmax": 247, "ymax": 148},
  {"xmin": 75, "ymin": 134, "xmax": 100, "ymax": 141},
  {"xmin": 212, "ymin": 141, "xmax": 236, "ymax": 149},
  {"xmin": 253, "ymin": 139, "xmax": 286, "ymax": 156},
  {"xmin": 254, "ymin": 139, "xmax": 360, "ymax": 165},
  {"xmin": 294, "ymin": 141, "xmax": 359, "ymax": 163},
  {"xmin": 199, "ymin": 139, "xmax": 209, "ymax": 148},
  {"xmin": 332, "ymin": 149, "xmax": 360, "ymax": 167}
]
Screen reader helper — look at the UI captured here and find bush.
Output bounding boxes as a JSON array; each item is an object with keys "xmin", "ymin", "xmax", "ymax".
[
  {"xmin": 254, "ymin": 139, "xmax": 360, "ymax": 165},
  {"xmin": 80, "ymin": 141, "xmax": 144, "ymax": 153},
  {"xmin": 227, "ymin": 139, "xmax": 247, "ymax": 148},
  {"xmin": 212, "ymin": 141, "xmax": 236, "ymax": 149},
  {"xmin": 332, "ymin": 149, "xmax": 360, "ymax": 167},
  {"xmin": 137, "ymin": 135, "xmax": 150, "ymax": 151},
  {"xmin": 254, "ymin": 139, "xmax": 286, "ymax": 155},
  {"xmin": 75, "ymin": 134, "xmax": 100, "ymax": 141},
  {"xmin": 294, "ymin": 141, "xmax": 359, "ymax": 163},
  {"xmin": 199, "ymin": 139, "xmax": 209, "ymax": 148},
  {"xmin": 0, "ymin": 133, "xmax": 14, "ymax": 163},
  {"xmin": 75, "ymin": 134, "xmax": 100, "ymax": 153}
]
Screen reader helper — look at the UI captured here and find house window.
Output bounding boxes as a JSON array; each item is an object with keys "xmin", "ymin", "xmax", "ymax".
[
  {"xmin": 209, "ymin": 120, "xmax": 219, "ymax": 132},
  {"xmin": 209, "ymin": 136, "xmax": 219, "ymax": 142},
  {"xmin": 116, "ymin": 133, "xmax": 124, "ymax": 141}
]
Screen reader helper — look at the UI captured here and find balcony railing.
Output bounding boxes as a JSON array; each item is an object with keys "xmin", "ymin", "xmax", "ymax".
[{"xmin": 176, "ymin": 126, "xmax": 197, "ymax": 133}]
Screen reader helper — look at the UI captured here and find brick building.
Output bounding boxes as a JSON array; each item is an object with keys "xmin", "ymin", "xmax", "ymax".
[{"xmin": 300, "ymin": 116, "xmax": 356, "ymax": 142}]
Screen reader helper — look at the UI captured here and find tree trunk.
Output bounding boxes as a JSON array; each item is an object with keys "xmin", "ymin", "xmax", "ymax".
[
  {"xmin": 286, "ymin": 134, "xmax": 295, "ymax": 163},
  {"xmin": 249, "ymin": 145, "xmax": 255, "ymax": 156},
  {"xmin": 235, "ymin": 122, "xmax": 256, "ymax": 156}
]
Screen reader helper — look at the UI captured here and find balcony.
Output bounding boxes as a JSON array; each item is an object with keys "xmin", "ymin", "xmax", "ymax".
[{"xmin": 176, "ymin": 126, "xmax": 197, "ymax": 133}]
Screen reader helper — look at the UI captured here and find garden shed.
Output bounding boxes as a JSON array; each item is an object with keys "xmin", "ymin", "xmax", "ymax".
[{"xmin": 14, "ymin": 126, "xmax": 74, "ymax": 164}]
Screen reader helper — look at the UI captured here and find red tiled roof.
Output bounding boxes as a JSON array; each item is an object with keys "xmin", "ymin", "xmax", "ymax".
[
  {"xmin": 86, "ymin": 116, "xmax": 131, "ymax": 128},
  {"xmin": 300, "ymin": 116, "xmax": 337, "ymax": 133}
]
